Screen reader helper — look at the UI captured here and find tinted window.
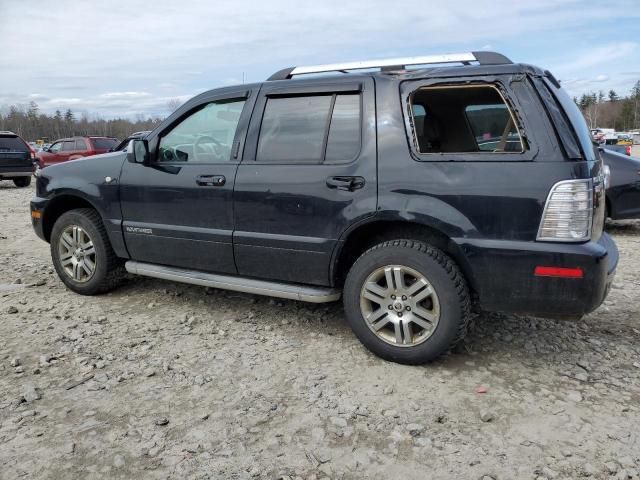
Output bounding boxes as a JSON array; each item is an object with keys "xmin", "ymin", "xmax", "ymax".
[
  {"xmin": 91, "ymin": 138, "xmax": 118, "ymax": 150},
  {"xmin": 257, "ymin": 96, "xmax": 331, "ymax": 162},
  {"xmin": 75, "ymin": 139, "xmax": 87, "ymax": 151},
  {"xmin": 0, "ymin": 135, "xmax": 29, "ymax": 152},
  {"xmin": 158, "ymin": 100, "xmax": 245, "ymax": 163},
  {"xmin": 62, "ymin": 141, "xmax": 76, "ymax": 151},
  {"xmin": 325, "ymin": 94, "xmax": 361, "ymax": 162}
]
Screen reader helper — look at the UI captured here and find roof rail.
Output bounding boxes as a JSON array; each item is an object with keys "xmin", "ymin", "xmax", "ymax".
[{"xmin": 267, "ymin": 51, "xmax": 512, "ymax": 81}]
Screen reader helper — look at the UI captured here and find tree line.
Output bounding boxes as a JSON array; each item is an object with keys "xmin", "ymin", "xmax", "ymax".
[
  {"xmin": 574, "ymin": 80, "xmax": 640, "ymax": 131},
  {"xmin": 0, "ymin": 102, "xmax": 164, "ymax": 142}
]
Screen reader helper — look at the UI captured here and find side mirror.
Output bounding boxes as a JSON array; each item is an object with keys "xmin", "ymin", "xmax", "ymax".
[{"xmin": 127, "ymin": 139, "xmax": 150, "ymax": 164}]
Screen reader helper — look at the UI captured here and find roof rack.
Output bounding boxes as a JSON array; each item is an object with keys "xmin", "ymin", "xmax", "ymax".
[{"xmin": 268, "ymin": 51, "xmax": 512, "ymax": 81}]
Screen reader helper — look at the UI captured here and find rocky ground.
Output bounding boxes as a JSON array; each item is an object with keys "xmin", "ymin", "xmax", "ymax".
[{"xmin": 0, "ymin": 180, "xmax": 639, "ymax": 480}]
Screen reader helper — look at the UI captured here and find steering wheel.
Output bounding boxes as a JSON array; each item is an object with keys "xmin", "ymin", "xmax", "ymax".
[{"xmin": 194, "ymin": 135, "xmax": 223, "ymax": 162}]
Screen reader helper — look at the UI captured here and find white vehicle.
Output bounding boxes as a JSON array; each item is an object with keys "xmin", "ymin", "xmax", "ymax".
[
  {"xmin": 591, "ymin": 128, "xmax": 617, "ymax": 145},
  {"xmin": 632, "ymin": 134, "xmax": 640, "ymax": 158}
]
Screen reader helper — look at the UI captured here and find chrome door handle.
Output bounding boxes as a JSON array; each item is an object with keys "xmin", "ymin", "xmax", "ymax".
[{"xmin": 196, "ymin": 175, "xmax": 226, "ymax": 186}]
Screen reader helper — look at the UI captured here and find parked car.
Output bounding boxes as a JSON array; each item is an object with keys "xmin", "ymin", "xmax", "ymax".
[
  {"xmin": 0, "ymin": 131, "xmax": 36, "ymax": 187},
  {"xmin": 591, "ymin": 128, "xmax": 617, "ymax": 145},
  {"xmin": 632, "ymin": 134, "xmax": 640, "ymax": 158},
  {"xmin": 601, "ymin": 147, "xmax": 640, "ymax": 220},
  {"xmin": 111, "ymin": 131, "xmax": 151, "ymax": 152},
  {"xmin": 36, "ymin": 136, "xmax": 119, "ymax": 168},
  {"xmin": 30, "ymin": 51, "xmax": 617, "ymax": 364}
]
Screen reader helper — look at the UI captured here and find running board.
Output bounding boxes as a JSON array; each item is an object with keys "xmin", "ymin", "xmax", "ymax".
[{"xmin": 125, "ymin": 261, "xmax": 341, "ymax": 303}]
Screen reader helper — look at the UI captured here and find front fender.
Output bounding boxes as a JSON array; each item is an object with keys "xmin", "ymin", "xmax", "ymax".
[{"xmin": 34, "ymin": 152, "xmax": 129, "ymax": 257}]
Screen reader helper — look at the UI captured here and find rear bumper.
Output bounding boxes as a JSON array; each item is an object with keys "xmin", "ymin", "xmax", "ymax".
[
  {"xmin": 0, "ymin": 167, "xmax": 33, "ymax": 178},
  {"xmin": 456, "ymin": 233, "xmax": 618, "ymax": 317}
]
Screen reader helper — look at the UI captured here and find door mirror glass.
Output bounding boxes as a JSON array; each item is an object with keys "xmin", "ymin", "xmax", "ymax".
[{"xmin": 128, "ymin": 139, "xmax": 149, "ymax": 164}]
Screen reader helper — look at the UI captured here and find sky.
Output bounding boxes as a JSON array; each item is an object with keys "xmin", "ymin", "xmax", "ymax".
[{"xmin": 1, "ymin": 0, "xmax": 639, "ymax": 119}]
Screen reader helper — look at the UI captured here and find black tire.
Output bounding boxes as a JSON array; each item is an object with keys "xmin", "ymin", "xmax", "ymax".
[
  {"xmin": 13, "ymin": 177, "xmax": 31, "ymax": 188},
  {"xmin": 50, "ymin": 208, "xmax": 125, "ymax": 295},
  {"xmin": 343, "ymin": 239, "xmax": 471, "ymax": 364}
]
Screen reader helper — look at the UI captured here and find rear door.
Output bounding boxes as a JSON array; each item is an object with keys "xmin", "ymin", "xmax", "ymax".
[
  {"xmin": 233, "ymin": 78, "xmax": 377, "ymax": 286},
  {"xmin": 119, "ymin": 88, "xmax": 255, "ymax": 273}
]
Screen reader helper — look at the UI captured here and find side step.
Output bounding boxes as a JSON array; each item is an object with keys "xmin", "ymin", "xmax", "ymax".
[{"xmin": 125, "ymin": 261, "xmax": 341, "ymax": 304}]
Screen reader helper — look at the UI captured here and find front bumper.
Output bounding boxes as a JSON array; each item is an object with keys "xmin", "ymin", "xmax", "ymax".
[
  {"xmin": 456, "ymin": 233, "xmax": 618, "ymax": 317},
  {"xmin": 30, "ymin": 196, "xmax": 48, "ymax": 242}
]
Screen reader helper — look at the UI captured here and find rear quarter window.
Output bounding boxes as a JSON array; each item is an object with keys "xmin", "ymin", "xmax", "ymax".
[{"xmin": 0, "ymin": 136, "xmax": 29, "ymax": 152}]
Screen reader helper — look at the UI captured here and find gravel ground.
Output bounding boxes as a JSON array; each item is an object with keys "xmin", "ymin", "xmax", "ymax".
[{"xmin": 1, "ymin": 181, "xmax": 639, "ymax": 480}]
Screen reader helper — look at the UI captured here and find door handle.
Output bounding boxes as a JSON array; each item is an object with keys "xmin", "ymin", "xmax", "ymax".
[
  {"xmin": 326, "ymin": 176, "xmax": 365, "ymax": 192},
  {"xmin": 196, "ymin": 174, "xmax": 226, "ymax": 186}
]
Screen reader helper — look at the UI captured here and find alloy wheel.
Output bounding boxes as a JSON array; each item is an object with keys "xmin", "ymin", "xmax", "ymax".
[
  {"xmin": 57, "ymin": 225, "xmax": 97, "ymax": 283},
  {"xmin": 359, "ymin": 265, "xmax": 440, "ymax": 347}
]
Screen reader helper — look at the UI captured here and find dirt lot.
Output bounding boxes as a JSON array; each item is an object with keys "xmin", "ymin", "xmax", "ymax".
[{"xmin": 0, "ymin": 181, "xmax": 639, "ymax": 480}]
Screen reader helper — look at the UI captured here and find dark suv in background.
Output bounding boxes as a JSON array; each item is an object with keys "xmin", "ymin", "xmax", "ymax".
[
  {"xmin": 0, "ymin": 131, "xmax": 35, "ymax": 187},
  {"xmin": 36, "ymin": 136, "xmax": 119, "ymax": 168},
  {"xmin": 30, "ymin": 51, "xmax": 618, "ymax": 364}
]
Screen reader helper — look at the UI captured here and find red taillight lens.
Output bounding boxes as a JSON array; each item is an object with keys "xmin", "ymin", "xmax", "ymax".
[
  {"xmin": 626, "ymin": 146, "xmax": 631, "ymax": 156},
  {"xmin": 534, "ymin": 266, "xmax": 583, "ymax": 278}
]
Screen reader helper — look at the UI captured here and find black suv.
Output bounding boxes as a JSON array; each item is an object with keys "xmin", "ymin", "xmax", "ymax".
[
  {"xmin": 31, "ymin": 52, "xmax": 618, "ymax": 364},
  {"xmin": 0, "ymin": 131, "xmax": 35, "ymax": 187}
]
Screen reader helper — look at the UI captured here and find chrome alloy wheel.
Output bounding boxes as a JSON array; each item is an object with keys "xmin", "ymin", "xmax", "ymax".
[
  {"xmin": 360, "ymin": 265, "xmax": 440, "ymax": 347},
  {"xmin": 57, "ymin": 225, "xmax": 96, "ymax": 283}
]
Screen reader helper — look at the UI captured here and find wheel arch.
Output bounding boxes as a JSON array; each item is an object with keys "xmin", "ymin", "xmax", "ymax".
[
  {"xmin": 331, "ymin": 218, "xmax": 478, "ymax": 296},
  {"xmin": 42, "ymin": 194, "xmax": 100, "ymax": 242}
]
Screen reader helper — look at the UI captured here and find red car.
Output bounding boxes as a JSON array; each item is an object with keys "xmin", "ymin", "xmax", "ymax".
[{"xmin": 36, "ymin": 136, "xmax": 119, "ymax": 168}]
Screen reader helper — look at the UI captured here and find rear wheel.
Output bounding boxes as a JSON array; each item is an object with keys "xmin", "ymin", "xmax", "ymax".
[
  {"xmin": 343, "ymin": 239, "xmax": 471, "ymax": 364},
  {"xmin": 50, "ymin": 208, "xmax": 125, "ymax": 295},
  {"xmin": 13, "ymin": 177, "xmax": 31, "ymax": 188}
]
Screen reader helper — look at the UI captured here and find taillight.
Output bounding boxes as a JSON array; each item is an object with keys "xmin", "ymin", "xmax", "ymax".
[
  {"xmin": 537, "ymin": 179, "xmax": 593, "ymax": 242},
  {"xmin": 626, "ymin": 146, "xmax": 631, "ymax": 156}
]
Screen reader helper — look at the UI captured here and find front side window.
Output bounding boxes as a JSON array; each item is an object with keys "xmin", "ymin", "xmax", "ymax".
[
  {"xmin": 49, "ymin": 142, "xmax": 62, "ymax": 153},
  {"xmin": 257, "ymin": 94, "xmax": 361, "ymax": 163},
  {"xmin": 410, "ymin": 85, "xmax": 524, "ymax": 154},
  {"xmin": 158, "ymin": 99, "xmax": 246, "ymax": 163}
]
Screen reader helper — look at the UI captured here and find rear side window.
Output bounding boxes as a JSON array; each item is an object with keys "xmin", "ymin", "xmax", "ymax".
[
  {"xmin": 0, "ymin": 135, "xmax": 29, "ymax": 152},
  {"xmin": 75, "ymin": 139, "xmax": 87, "ymax": 151},
  {"xmin": 325, "ymin": 95, "xmax": 361, "ymax": 162},
  {"xmin": 409, "ymin": 85, "xmax": 524, "ymax": 154},
  {"xmin": 257, "ymin": 94, "xmax": 361, "ymax": 163},
  {"xmin": 91, "ymin": 138, "xmax": 118, "ymax": 150}
]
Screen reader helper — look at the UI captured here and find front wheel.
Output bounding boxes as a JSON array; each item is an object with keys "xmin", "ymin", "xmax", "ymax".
[
  {"xmin": 343, "ymin": 239, "xmax": 471, "ymax": 364},
  {"xmin": 13, "ymin": 177, "xmax": 31, "ymax": 188},
  {"xmin": 50, "ymin": 208, "xmax": 125, "ymax": 295}
]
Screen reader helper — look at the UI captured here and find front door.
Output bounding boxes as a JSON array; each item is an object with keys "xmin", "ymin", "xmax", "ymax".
[
  {"xmin": 233, "ymin": 78, "xmax": 377, "ymax": 286},
  {"xmin": 119, "ymin": 90, "xmax": 254, "ymax": 273}
]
